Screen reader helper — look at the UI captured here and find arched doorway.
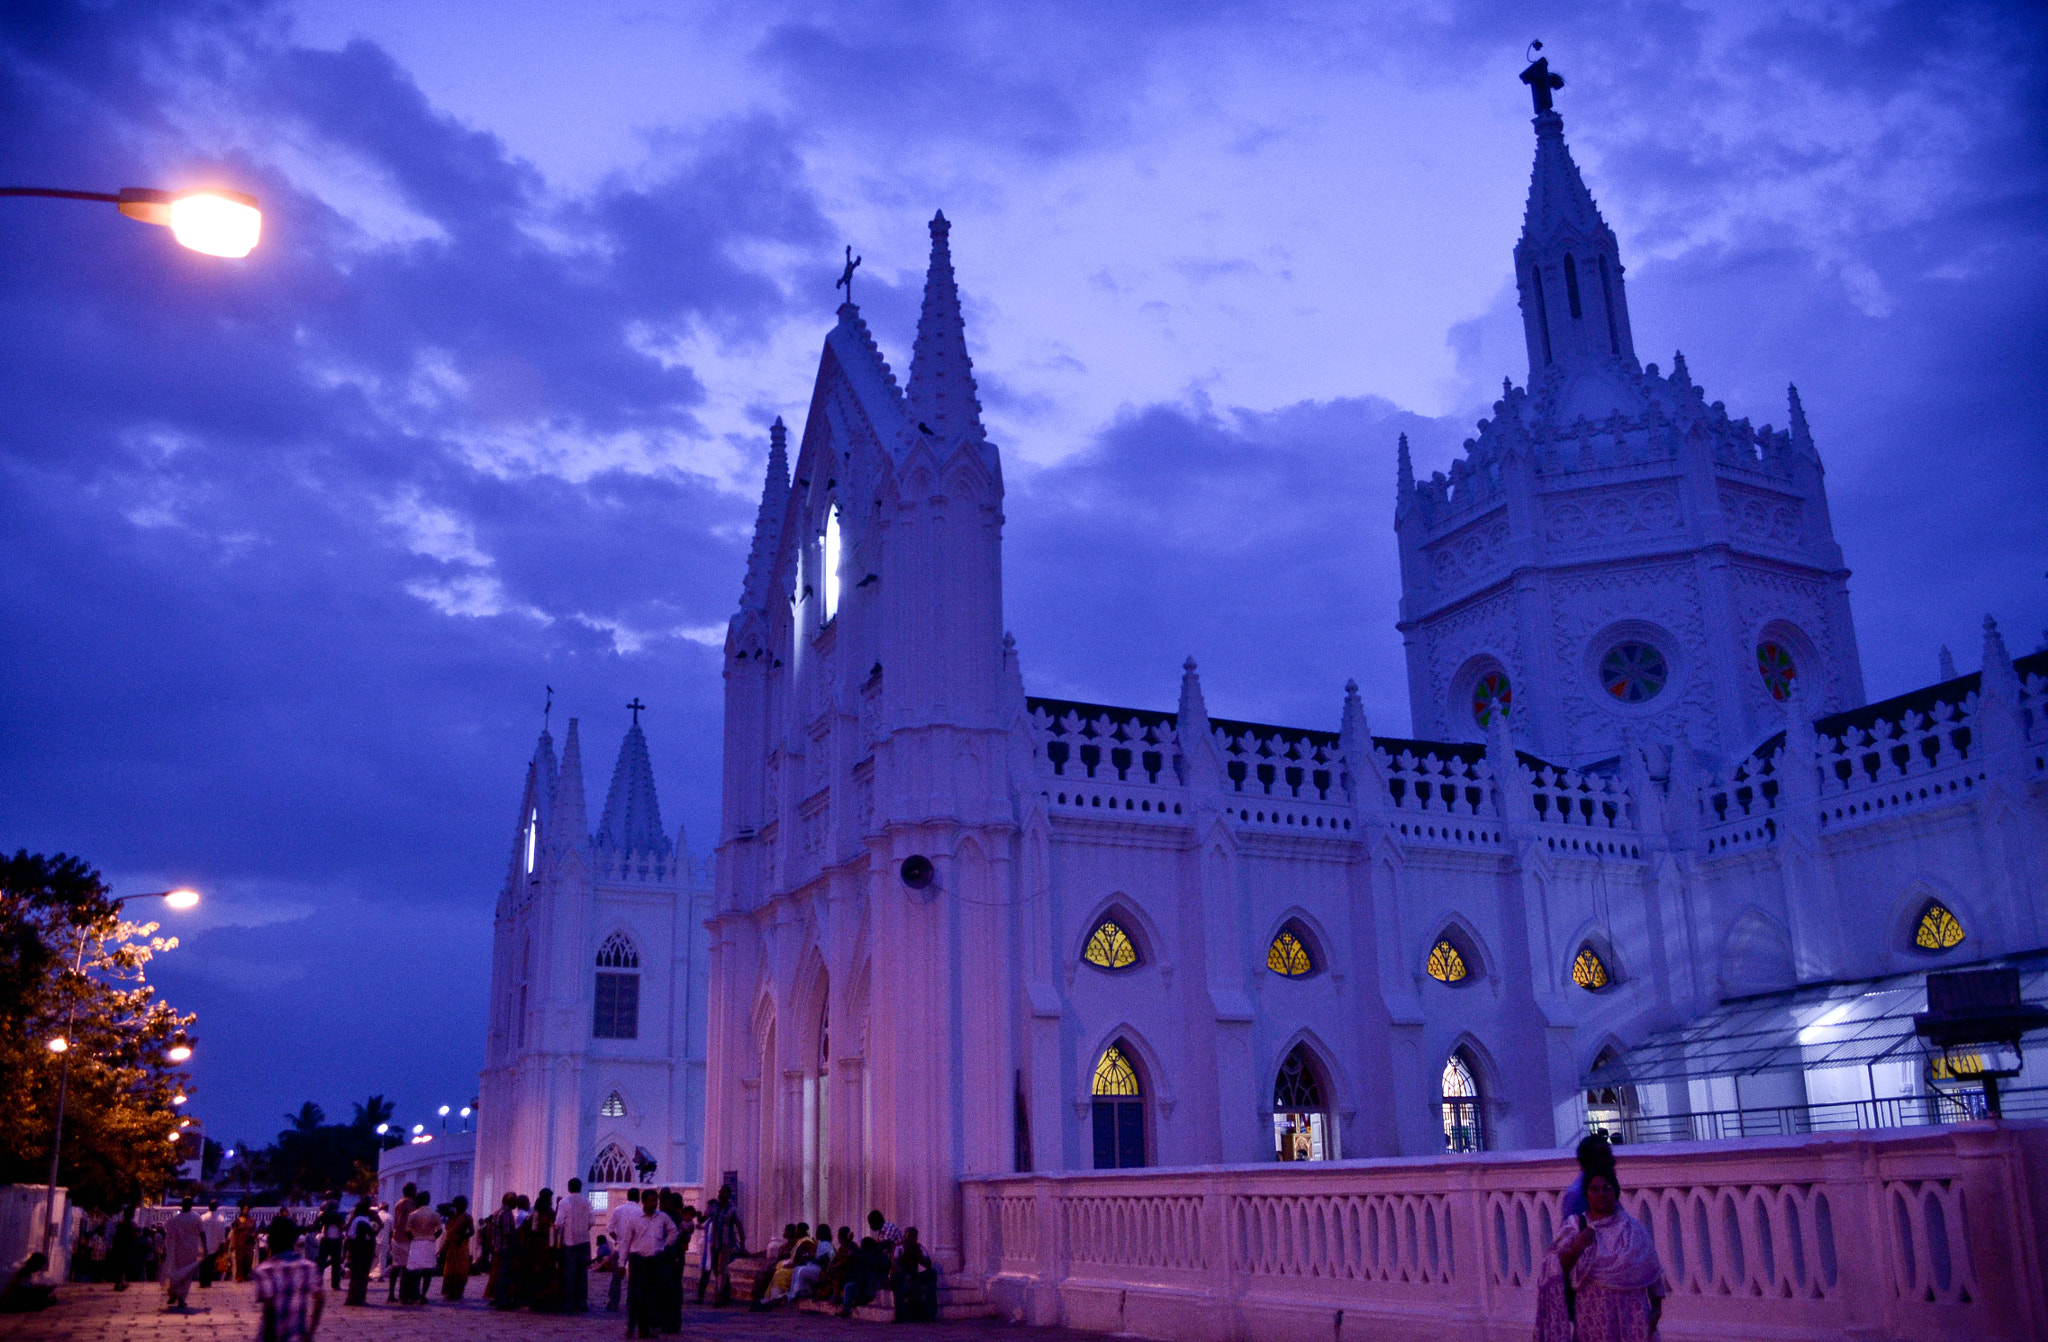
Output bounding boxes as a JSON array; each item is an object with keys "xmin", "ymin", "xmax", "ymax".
[
  {"xmin": 803, "ymin": 997, "xmax": 830, "ymax": 1223},
  {"xmin": 1585, "ymin": 1046, "xmax": 1635, "ymax": 1140},
  {"xmin": 1441, "ymin": 1050, "xmax": 1484, "ymax": 1153},
  {"xmin": 1272, "ymin": 1043, "xmax": 1333, "ymax": 1160},
  {"xmin": 1091, "ymin": 1040, "xmax": 1146, "ymax": 1169}
]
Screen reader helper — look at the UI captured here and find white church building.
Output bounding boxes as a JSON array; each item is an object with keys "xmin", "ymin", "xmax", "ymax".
[{"xmin": 479, "ymin": 67, "xmax": 2048, "ymax": 1275}]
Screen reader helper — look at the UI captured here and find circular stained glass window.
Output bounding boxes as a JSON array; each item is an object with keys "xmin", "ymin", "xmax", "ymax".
[
  {"xmin": 1756, "ymin": 641, "xmax": 1797, "ymax": 701},
  {"xmin": 1470, "ymin": 671, "xmax": 1512, "ymax": 727},
  {"xmin": 1599, "ymin": 641, "xmax": 1668, "ymax": 703}
]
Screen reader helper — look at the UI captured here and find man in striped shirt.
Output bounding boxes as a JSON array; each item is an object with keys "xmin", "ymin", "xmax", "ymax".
[{"xmin": 254, "ymin": 1217, "xmax": 326, "ymax": 1342}]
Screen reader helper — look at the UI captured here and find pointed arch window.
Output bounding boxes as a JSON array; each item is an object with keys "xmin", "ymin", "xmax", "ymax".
[
  {"xmin": 588, "ymin": 1142, "xmax": 634, "ymax": 1186},
  {"xmin": 1267, "ymin": 926, "xmax": 1314, "ymax": 977},
  {"xmin": 1914, "ymin": 901, "xmax": 1966, "ymax": 951},
  {"xmin": 1586, "ymin": 1046, "xmax": 1634, "ymax": 1138},
  {"xmin": 822, "ymin": 505, "xmax": 843, "ymax": 622},
  {"xmin": 1273, "ymin": 1044, "xmax": 1332, "ymax": 1161},
  {"xmin": 1427, "ymin": 938, "xmax": 1469, "ymax": 984},
  {"xmin": 600, "ymin": 1091, "xmax": 626, "ymax": 1118},
  {"xmin": 1572, "ymin": 945, "xmax": 1612, "ymax": 991},
  {"xmin": 1091, "ymin": 1041, "xmax": 1146, "ymax": 1169},
  {"xmin": 595, "ymin": 932, "xmax": 640, "ymax": 1040},
  {"xmin": 1564, "ymin": 253, "xmax": 1584, "ymax": 319},
  {"xmin": 1083, "ymin": 920, "xmax": 1139, "ymax": 971},
  {"xmin": 1441, "ymin": 1051, "xmax": 1484, "ymax": 1153}
]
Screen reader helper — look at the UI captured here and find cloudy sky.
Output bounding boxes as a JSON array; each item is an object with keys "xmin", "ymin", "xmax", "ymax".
[{"xmin": 4, "ymin": 0, "xmax": 2043, "ymax": 1152}]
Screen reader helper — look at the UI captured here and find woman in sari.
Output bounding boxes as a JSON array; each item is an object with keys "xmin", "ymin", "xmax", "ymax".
[
  {"xmin": 522, "ymin": 1190, "xmax": 560, "ymax": 1311},
  {"xmin": 1534, "ymin": 1170, "xmax": 1666, "ymax": 1342},
  {"xmin": 440, "ymin": 1196, "xmax": 475, "ymax": 1300}
]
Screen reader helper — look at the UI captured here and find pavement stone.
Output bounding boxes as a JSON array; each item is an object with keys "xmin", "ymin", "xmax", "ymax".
[{"xmin": 0, "ymin": 1282, "xmax": 1062, "ymax": 1342}]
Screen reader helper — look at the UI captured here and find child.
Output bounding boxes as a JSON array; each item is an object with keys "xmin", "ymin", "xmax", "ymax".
[{"xmin": 592, "ymin": 1234, "xmax": 625, "ymax": 1311}]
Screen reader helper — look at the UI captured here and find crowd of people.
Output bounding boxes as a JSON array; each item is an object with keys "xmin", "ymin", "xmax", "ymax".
[{"xmin": 5, "ymin": 1181, "xmax": 945, "ymax": 1338}]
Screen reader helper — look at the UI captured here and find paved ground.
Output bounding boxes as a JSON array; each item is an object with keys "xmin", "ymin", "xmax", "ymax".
[{"xmin": 0, "ymin": 1282, "xmax": 1053, "ymax": 1342}]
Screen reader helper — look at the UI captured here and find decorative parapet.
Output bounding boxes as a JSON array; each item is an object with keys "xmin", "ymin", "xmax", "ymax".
[
  {"xmin": 962, "ymin": 1125, "xmax": 2048, "ymax": 1341},
  {"xmin": 1025, "ymin": 697, "xmax": 1645, "ymax": 853},
  {"xmin": 1697, "ymin": 649, "xmax": 2047, "ymax": 854},
  {"xmin": 592, "ymin": 846, "xmax": 682, "ymax": 886}
]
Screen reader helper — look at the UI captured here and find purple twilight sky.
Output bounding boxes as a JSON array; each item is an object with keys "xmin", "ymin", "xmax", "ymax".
[{"xmin": 3, "ymin": 0, "xmax": 2044, "ymax": 1152}]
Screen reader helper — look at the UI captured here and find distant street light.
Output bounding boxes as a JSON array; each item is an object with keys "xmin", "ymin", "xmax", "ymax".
[
  {"xmin": 167, "ymin": 1042, "xmax": 193, "ymax": 1063},
  {"xmin": 41, "ymin": 887, "xmax": 200, "ymax": 1252},
  {"xmin": 375, "ymin": 1122, "xmax": 389, "ymax": 1135},
  {"xmin": 1, "ymin": 186, "xmax": 261, "ymax": 257}
]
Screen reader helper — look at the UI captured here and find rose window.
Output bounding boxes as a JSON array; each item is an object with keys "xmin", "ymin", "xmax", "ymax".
[
  {"xmin": 1599, "ymin": 641, "xmax": 1668, "ymax": 703},
  {"xmin": 1470, "ymin": 670, "xmax": 1512, "ymax": 727},
  {"xmin": 1756, "ymin": 642, "xmax": 1797, "ymax": 701}
]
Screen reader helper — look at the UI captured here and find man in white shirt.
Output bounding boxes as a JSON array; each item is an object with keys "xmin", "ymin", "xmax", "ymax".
[
  {"xmin": 197, "ymin": 1201, "xmax": 226, "ymax": 1289},
  {"xmin": 613, "ymin": 1189, "xmax": 674, "ymax": 1340},
  {"xmin": 554, "ymin": 1177, "xmax": 595, "ymax": 1312}
]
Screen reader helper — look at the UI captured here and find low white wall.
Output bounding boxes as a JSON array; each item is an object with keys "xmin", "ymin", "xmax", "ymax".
[
  {"xmin": 0, "ymin": 1185, "xmax": 69, "ymax": 1280},
  {"xmin": 963, "ymin": 1123, "xmax": 2048, "ymax": 1342}
]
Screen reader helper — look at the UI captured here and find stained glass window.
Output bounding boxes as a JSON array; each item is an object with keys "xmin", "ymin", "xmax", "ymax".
[
  {"xmin": 1471, "ymin": 670, "xmax": 1512, "ymax": 727},
  {"xmin": 1092, "ymin": 1041, "xmax": 1146, "ymax": 1169},
  {"xmin": 1756, "ymin": 642, "xmax": 1797, "ymax": 701},
  {"xmin": 1427, "ymin": 938, "xmax": 1468, "ymax": 983},
  {"xmin": 1267, "ymin": 928, "xmax": 1313, "ymax": 977},
  {"xmin": 1084, "ymin": 920, "xmax": 1139, "ymax": 970},
  {"xmin": 1572, "ymin": 946, "xmax": 1611, "ymax": 990},
  {"xmin": 597, "ymin": 932, "xmax": 639, "ymax": 969},
  {"xmin": 1599, "ymin": 641, "xmax": 1668, "ymax": 703},
  {"xmin": 1092, "ymin": 1044, "xmax": 1141, "ymax": 1096},
  {"xmin": 600, "ymin": 1091, "xmax": 626, "ymax": 1117},
  {"xmin": 1441, "ymin": 1053, "xmax": 1483, "ymax": 1153},
  {"xmin": 1914, "ymin": 901, "xmax": 1965, "ymax": 951}
]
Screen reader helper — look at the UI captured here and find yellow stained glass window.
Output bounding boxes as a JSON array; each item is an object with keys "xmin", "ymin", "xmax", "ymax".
[
  {"xmin": 1092, "ymin": 1044, "xmax": 1141, "ymax": 1097},
  {"xmin": 1426, "ymin": 939, "xmax": 1468, "ymax": 983},
  {"xmin": 1572, "ymin": 946, "xmax": 1611, "ymax": 990},
  {"xmin": 1915, "ymin": 901, "xmax": 1965, "ymax": 950},
  {"xmin": 1084, "ymin": 920, "xmax": 1138, "ymax": 969},
  {"xmin": 1268, "ymin": 929, "xmax": 1313, "ymax": 977}
]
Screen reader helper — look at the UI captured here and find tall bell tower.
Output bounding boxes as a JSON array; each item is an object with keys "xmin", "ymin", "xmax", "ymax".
[{"xmin": 1394, "ymin": 59, "xmax": 1865, "ymax": 770}]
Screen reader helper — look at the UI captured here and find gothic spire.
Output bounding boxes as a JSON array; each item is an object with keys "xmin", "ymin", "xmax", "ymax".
[
  {"xmin": 1511, "ymin": 59, "xmax": 1636, "ymax": 384},
  {"xmin": 1787, "ymin": 384, "xmax": 1816, "ymax": 456},
  {"xmin": 549, "ymin": 716, "xmax": 588, "ymax": 851},
  {"xmin": 504, "ymin": 726, "xmax": 556, "ymax": 891},
  {"xmin": 740, "ymin": 418, "xmax": 790, "ymax": 611},
  {"xmin": 1175, "ymin": 656, "xmax": 1223, "ymax": 791},
  {"xmin": 1397, "ymin": 432, "xmax": 1415, "ymax": 500},
  {"xmin": 597, "ymin": 712, "xmax": 672, "ymax": 856},
  {"xmin": 905, "ymin": 211, "xmax": 986, "ymax": 451}
]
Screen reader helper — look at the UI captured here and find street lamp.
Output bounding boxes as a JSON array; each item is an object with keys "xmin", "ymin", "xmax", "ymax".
[
  {"xmin": 460, "ymin": 1105, "xmax": 472, "ymax": 1132},
  {"xmin": 41, "ymin": 887, "xmax": 200, "ymax": 1251},
  {"xmin": 1, "ymin": 186, "xmax": 261, "ymax": 257}
]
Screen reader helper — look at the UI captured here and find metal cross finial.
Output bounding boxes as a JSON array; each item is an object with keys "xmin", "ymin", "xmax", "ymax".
[
  {"xmin": 835, "ymin": 245, "xmax": 861, "ymax": 303},
  {"xmin": 544, "ymin": 685, "xmax": 553, "ymax": 731},
  {"xmin": 1519, "ymin": 44, "xmax": 1564, "ymax": 113},
  {"xmin": 627, "ymin": 697, "xmax": 646, "ymax": 726}
]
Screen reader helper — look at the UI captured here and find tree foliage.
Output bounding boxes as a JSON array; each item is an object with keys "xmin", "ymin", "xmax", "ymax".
[{"xmin": 0, "ymin": 852, "xmax": 195, "ymax": 1208}]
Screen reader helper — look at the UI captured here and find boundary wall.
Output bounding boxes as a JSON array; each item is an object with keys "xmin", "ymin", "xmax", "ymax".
[{"xmin": 963, "ymin": 1124, "xmax": 2048, "ymax": 1342}]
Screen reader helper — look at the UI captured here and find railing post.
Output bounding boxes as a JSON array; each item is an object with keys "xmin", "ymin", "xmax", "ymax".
[
  {"xmin": 1203, "ymin": 1174, "xmax": 1236, "ymax": 1342},
  {"xmin": 1818, "ymin": 1135, "xmax": 1894, "ymax": 1339},
  {"xmin": 1036, "ymin": 1174, "xmax": 1066, "ymax": 1327}
]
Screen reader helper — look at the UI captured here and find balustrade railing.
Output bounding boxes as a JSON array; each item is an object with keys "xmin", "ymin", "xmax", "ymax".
[{"xmin": 962, "ymin": 1126, "xmax": 2048, "ymax": 1342}]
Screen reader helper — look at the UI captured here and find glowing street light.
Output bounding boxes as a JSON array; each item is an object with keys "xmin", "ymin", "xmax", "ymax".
[
  {"xmin": 163, "ymin": 888, "xmax": 201, "ymax": 910},
  {"xmin": 376, "ymin": 1123, "xmax": 390, "ymax": 1136},
  {"xmin": 167, "ymin": 1043, "xmax": 193, "ymax": 1063},
  {"xmin": 172, "ymin": 1093, "xmax": 188, "ymax": 1106},
  {"xmin": 0, "ymin": 186, "xmax": 261, "ymax": 257},
  {"xmin": 45, "ymin": 1037, "xmax": 68, "ymax": 1054}
]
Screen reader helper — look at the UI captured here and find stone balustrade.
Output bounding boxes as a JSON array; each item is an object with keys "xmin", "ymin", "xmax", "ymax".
[{"xmin": 961, "ymin": 1125, "xmax": 2048, "ymax": 1342}]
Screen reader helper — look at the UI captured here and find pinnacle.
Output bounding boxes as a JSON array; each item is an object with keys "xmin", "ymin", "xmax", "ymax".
[
  {"xmin": 1520, "ymin": 107, "xmax": 1609, "ymax": 248},
  {"xmin": 740, "ymin": 420, "xmax": 792, "ymax": 611},
  {"xmin": 597, "ymin": 718, "xmax": 672, "ymax": 856},
  {"xmin": 906, "ymin": 209, "xmax": 985, "ymax": 450},
  {"xmin": 550, "ymin": 716, "xmax": 588, "ymax": 847}
]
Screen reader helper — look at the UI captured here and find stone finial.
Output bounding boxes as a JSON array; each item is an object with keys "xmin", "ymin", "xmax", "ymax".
[
  {"xmin": 740, "ymin": 419, "xmax": 792, "ymax": 611},
  {"xmin": 1397, "ymin": 433, "xmax": 1415, "ymax": 501},
  {"xmin": 550, "ymin": 717, "xmax": 589, "ymax": 852},
  {"xmin": 1485, "ymin": 703, "xmax": 1533, "ymax": 823},
  {"xmin": 1939, "ymin": 644, "xmax": 1958, "ymax": 681},
  {"xmin": 1982, "ymin": 615, "xmax": 2021, "ymax": 702},
  {"xmin": 1787, "ymin": 383, "xmax": 1814, "ymax": 451}
]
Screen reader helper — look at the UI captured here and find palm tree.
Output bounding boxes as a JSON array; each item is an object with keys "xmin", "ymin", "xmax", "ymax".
[
  {"xmin": 350, "ymin": 1094, "xmax": 395, "ymax": 1132},
  {"xmin": 285, "ymin": 1101, "xmax": 325, "ymax": 1134}
]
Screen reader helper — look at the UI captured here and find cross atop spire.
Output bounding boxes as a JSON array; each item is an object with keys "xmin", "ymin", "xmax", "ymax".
[
  {"xmin": 906, "ymin": 210, "xmax": 986, "ymax": 453},
  {"xmin": 627, "ymin": 697, "xmax": 646, "ymax": 725},
  {"xmin": 1519, "ymin": 51, "xmax": 1564, "ymax": 114}
]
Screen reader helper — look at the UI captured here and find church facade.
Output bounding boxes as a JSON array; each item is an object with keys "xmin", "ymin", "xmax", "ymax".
[
  {"xmin": 480, "ymin": 73, "xmax": 2046, "ymax": 1268},
  {"xmin": 474, "ymin": 713, "xmax": 712, "ymax": 1210}
]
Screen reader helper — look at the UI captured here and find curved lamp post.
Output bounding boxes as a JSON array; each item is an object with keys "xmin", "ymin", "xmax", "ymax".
[
  {"xmin": 41, "ymin": 888, "xmax": 201, "ymax": 1251},
  {"xmin": 1, "ymin": 186, "xmax": 261, "ymax": 257}
]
